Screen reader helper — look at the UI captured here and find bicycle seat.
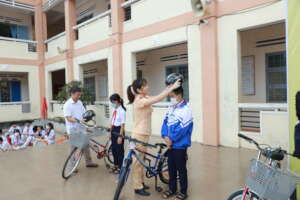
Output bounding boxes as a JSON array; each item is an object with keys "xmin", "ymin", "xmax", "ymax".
[
  {"xmin": 155, "ymin": 143, "xmax": 167, "ymax": 149},
  {"xmin": 263, "ymin": 148, "xmax": 285, "ymax": 161}
]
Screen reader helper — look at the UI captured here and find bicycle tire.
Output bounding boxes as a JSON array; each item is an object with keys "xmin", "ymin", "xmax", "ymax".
[
  {"xmin": 227, "ymin": 189, "xmax": 260, "ymax": 200},
  {"xmin": 158, "ymin": 150, "xmax": 169, "ymax": 184},
  {"xmin": 113, "ymin": 159, "xmax": 132, "ymax": 200},
  {"xmin": 62, "ymin": 147, "xmax": 83, "ymax": 180}
]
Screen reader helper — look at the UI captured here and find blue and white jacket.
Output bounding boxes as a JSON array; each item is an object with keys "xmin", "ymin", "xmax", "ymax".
[{"xmin": 161, "ymin": 101, "xmax": 193, "ymax": 149}]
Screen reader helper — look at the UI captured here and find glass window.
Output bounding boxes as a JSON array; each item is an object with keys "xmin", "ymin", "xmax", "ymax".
[
  {"xmin": 84, "ymin": 76, "xmax": 96, "ymax": 102},
  {"xmin": 266, "ymin": 52, "xmax": 287, "ymax": 103}
]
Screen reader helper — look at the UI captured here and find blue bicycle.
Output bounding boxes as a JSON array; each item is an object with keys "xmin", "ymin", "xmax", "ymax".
[{"xmin": 113, "ymin": 133, "xmax": 169, "ymax": 200}]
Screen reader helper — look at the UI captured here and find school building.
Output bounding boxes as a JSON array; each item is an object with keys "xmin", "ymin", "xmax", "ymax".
[{"xmin": 0, "ymin": 0, "xmax": 288, "ymax": 149}]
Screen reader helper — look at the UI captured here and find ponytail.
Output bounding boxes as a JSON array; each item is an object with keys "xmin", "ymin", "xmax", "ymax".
[
  {"xmin": 120, "ymin": 98, "xmax": 126, "ymax": 111},
  {"xmin": 110, "ymin": 93, "xmax": 127, "ymax": 111},
  {"xmin": 127, "ymin": 85, "xmax": 135, "ymax": 104},
  {"xmin": 127, "ymin": 79, "xmax": 148, "ymax": 104}
]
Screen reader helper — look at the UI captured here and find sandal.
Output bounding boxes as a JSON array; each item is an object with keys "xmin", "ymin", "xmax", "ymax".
[
  {"xmin": 109, "ymin": 166, "xmax": 117, "ymax": 173},
  {"xmin": 174, "ymin": 193, "xmax": 188, "ymax": 200},
  {"xmin": 113, "ymin": 168, "xmax": 120, "ymax": 174},
  {"xmin": 162, "ymin": 190, "xmax": 176, "ymax": 199}
]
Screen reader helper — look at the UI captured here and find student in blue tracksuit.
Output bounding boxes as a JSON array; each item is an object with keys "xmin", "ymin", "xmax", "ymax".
[{"xmin": 161, "ymin": 87, "xmax": 193, "ymax": 200}]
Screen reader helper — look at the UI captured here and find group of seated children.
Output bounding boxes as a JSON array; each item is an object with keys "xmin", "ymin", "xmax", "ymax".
[{"xmin": 0, "ymin": 122, "xmax": 56, "ymax": 152}]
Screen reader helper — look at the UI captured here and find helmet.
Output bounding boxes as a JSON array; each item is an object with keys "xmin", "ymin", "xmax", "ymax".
[
  {"xmin": 82, "ymin": 110, "xmax": 95, "ymax": 122},
  {"xmin": 165, "ymin": 73, "xmax": 184, "ymax": 86}
]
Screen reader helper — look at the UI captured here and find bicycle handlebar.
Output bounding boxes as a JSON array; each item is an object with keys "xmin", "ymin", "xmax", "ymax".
[{"xmin": 238, "ymin": 133, "xmax": 295, "ymax": 159}]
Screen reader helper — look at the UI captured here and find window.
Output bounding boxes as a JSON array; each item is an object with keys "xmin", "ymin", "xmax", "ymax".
[
  {"xmin": 0, "ymin": 22, "xmax": 29, "ymax": 40},
  {"xmin": 266, "ymin": 51, "xmax": 287, "ymax": 103},
  {"xmin": 0, "ymin": 81, "xmax": 21, "ymax": 102},
  {"xmin": 84, "ymin": 76, "xmax": 96, "ymax": 102},
  {"xmin": 166, "ymin": 64, "xmax": 189, "ymax": 101},
  {"xmin": 124, "ymin": 0, "xmax": 131, "ymax": 21}
]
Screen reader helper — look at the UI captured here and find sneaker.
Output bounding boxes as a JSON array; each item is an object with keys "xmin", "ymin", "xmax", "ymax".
[{"xmin": 134, "ymin": 189, "xmax": 151, "ymax": 196}]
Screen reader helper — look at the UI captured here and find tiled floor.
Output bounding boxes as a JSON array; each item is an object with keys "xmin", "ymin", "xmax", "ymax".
[{"xmin": 0, "ymin": 136, "xmax": 257, "ymax": 200}]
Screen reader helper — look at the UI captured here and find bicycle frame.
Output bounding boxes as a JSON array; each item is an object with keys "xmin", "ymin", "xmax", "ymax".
[{"xmin": 88, "ymin": 138, "xmax": 110, "ymax": 159}]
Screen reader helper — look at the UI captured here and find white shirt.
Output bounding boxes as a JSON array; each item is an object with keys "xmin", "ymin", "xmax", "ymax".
[
  {"xmin": 111, "ymin": 106, "xmax": 126, "ymax": 127},
  {"xmin": 8, "ymin": 126, "xmax": 21, "ymax": 134},
  {"xmin": 45, "ymin": 129, "xmax": 56, "ymax": 144},
  {"xmin": 63, "ymin": 98, "xmax": 86, "ymax": 134},
  {"xmin": 23, "ymin": 125, "xmax": 33, "ymax": 136}
]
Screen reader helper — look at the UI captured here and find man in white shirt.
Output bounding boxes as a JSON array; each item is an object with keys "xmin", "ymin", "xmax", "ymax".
[{"xmin": 63, "ymin": 86, "xmax": 98, "ymax": 168}]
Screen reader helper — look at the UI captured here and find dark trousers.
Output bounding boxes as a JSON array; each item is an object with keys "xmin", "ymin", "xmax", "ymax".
[
  {"xmin": 111, "ymin": 126, "xmax": 124, "ymax": 169},
  {"xmin": 168, "ymin": 148, "xmax": 188, "ymax": 194}
]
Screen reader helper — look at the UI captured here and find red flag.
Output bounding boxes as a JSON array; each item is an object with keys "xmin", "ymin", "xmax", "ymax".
[{"xmin": 41, "ymin": 97, "xmax": 48, "ymax": 119}]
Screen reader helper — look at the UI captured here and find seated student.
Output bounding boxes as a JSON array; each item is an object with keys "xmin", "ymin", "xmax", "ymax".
[
  {"xmin": 161, "ymin": 87, "xmax": 193, "ymax": 200},
  {"xmin": 14, "ymin": 132, "xmax": 35, "ymax": 150},
  {"xmin": 22, "ymin": 122, "xmax": 33, "ymax": 136},
  {"xmin": 11, "ymin": 129, "xmax": 22, "ymax": 147},
  {"xmin": 8, "ymin": 124, "xmax": 22, "ymax": 135},
  {"xmin": 37, "ymin": 126, "xmax": 46, "ymax": 138},
  {"xmin": 45, "ymin": 123, "xmax": 55, "ymax": 145},
  {"xmin": 0, "ymin": 135, "xmax": 12, "ymax": 152}
]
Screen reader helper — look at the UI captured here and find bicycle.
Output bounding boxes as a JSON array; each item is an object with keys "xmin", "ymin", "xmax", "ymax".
[
  {"xmin": 113, "ymin": 133, "xmax": 170, "ymax": 200},
  {"xmin": 227, "ymin": 133, "xmax": 300, "ymax": 200},
  {"xmin": 62, "ymin": 121, "xmax": 114, "ymax": 179}
]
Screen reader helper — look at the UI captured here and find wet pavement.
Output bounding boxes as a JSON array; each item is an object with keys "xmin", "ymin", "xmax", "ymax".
[{"xmin": 0, "ymin": 136, "xmax": 257, "ymax": 200}]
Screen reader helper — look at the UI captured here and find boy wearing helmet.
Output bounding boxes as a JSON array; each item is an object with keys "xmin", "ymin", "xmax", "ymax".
[
  {"xmin": 63, "ymin": 86, "xmax": 98, "ymax": 168},
  {"xmin": 161, "ymin": 74, "xmax": 193, "ymax": 200}
]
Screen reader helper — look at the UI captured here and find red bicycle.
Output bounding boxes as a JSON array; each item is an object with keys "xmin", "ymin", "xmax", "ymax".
[{"xmin": 62, "ymin": 122, "xmax": 114, "ymax": 179}]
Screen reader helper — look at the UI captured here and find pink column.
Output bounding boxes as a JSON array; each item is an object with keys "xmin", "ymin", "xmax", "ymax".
[
  {"xmin": 201, "ymin": 15, "xmax": 220, "ymax": 146},
  {"xmin": 35, "ymin": 0, "xmax": 46, "ymax": 117},
  {"xmin": 65, "ymin": 0, "xmax": 76, "ymax": 83},
  {"xmin": 111, "ymin": 0, "xmax": 124, "ymax": 96}
]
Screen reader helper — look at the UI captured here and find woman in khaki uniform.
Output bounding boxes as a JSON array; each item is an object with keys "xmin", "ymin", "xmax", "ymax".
[{"xmin": 127, "ymin": 78, "xmax": 181, "ymax": 196}]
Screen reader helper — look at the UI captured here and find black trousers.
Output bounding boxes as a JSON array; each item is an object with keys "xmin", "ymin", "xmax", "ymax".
[
  {"xmin": 168, "ymin": 148, "xmax": 188, "ymax": 194},
  {"xmin": 111, "ymin": 126, "xmax": 124, "ymax": 169}
]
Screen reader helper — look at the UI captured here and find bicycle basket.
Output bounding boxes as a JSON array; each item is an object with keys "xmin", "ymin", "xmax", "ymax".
[
  {"xmin": 69, "ymin": 127, "xmax": 89, "ymax": 148},
  {"xmin": 245, "ymin": 159, "xmax": 298, "ymax": 200},
  {"xmin": 69, "ymin": 126, "xmax": 106, "ymax": 148}
]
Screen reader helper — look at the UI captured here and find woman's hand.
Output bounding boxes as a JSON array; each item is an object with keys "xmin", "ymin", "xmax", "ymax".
[
  {"xmin": 169, "ymin": 79, "xmax": 181, "ymax": 91},
  {"xmin": 117, "ymin": 137, "xmax": 123, "ymax": 144}
]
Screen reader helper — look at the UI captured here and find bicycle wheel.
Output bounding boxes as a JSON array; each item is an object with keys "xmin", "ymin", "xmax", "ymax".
[
  {"xmin": 62, "ymin": 147, "xmax": 83, "ymax": 179},
  {"xmin": 106, "ymin": 144, "xmax": 114, "ymax": 165},
  {"xmin": 227, "ymin": 189, "xmax": 260, "ymax": 200},
  {"xmin": 158, "ymin": 151, "xmax": 169, "ymax": 184},
  {"xmin": 113, "ymin": 158, "xmax": 132, "ymax": 200}
]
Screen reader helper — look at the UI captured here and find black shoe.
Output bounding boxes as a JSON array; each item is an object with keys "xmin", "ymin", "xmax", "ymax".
[
  {"xmin": 143, "ymin": 183, "xmax": 150, "ymax": 190},
  {"xmin": 135, "ymin": 189, "xmax": 151, "ymax": 196}
]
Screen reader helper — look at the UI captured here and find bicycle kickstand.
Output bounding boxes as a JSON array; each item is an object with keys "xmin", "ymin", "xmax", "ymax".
[{"xmin": 155, "ymin": 175, "xmax": 163, "ymax": 192}]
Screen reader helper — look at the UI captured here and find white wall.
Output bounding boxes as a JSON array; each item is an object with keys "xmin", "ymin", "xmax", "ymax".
[
  {"xmin": 217, "ymin": 0, "xmax": 285, "ymax": 147},
  {"xmin": 124, "ymin": 0, "xmax": 192, "ymax": 32},
  {"xmin": 0, "ymin": 40, "xmax": 37, "ymax": 59},
  {"xmin": 239, "ymin": 23, "xmax": 286, "ymax": 103}
]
